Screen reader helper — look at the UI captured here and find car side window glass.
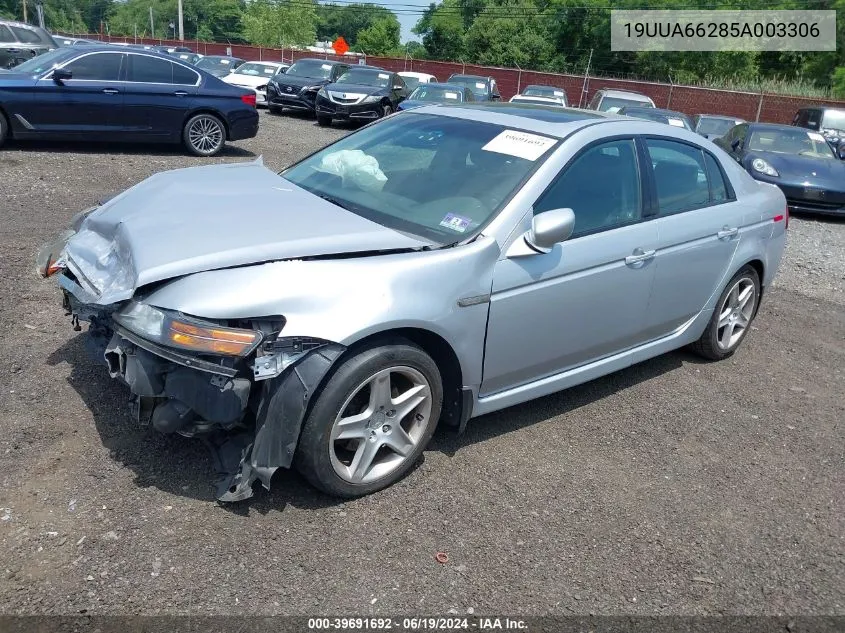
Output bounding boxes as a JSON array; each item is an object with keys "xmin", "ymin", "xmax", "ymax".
[
  {"xmin": 10, "ymin": 26, "xmax": 40, "ymax": 44},
  {"xmin": 589, "ymin": 93, "xmax": 601, "ymax": 109},
  {"xmin": 172, "ymin": 62, "xmax": 198, "ymax": 85},
  {"xmin": 63, "ymin": 53, "xmax": 122, "ymax": 81},
  {"xmin": 534, "ymin": 139, "xmax": 641, "ymax": 237},
  {"xmin": 704, "ymin": 152, "xmax": 731, "ymax": 204},
  {"xmin": 128, "ymin": 54, "xmax": 173, "ymax": 83},
  {"xmin": 0, "ymin": 25, "xmax": 14, "ymax": 42},
  {"xmin": 807, "ymin": 110, "xmax": 821, "ymax": 128},
  {"xmin": 646, "ymin": 139, "xmax": 710, "ymax": 215}
]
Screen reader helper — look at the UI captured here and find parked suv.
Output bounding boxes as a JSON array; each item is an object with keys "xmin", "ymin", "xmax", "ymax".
[
  {"xmin": 588, "ymin": 88, "xmax": 655, "ymax": 113},
  {"xmin": 267, "ymin": 58, "xmax": 350, "ymax": 115},
  {"xmin": 0, "ymin": 20, "xmax": 57, "ymax": 69},
  {"xmin": 792, "ymin": 106, "xmax": 845, "ymax": 149},
  {"xmin": 446, "ymin": 74, "xmax": 501, "ymax": 102}
]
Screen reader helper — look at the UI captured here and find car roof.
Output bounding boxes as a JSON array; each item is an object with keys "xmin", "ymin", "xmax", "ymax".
[
  {"xmin": 345, "ymin": 65, "xmax": 387, "ymax": 72},
  {"xmin": 51, "ymin": 45, "xmax": 197, "ymax": 63},
  {"xmin": 409, "ymin": 103, "xmax": 619, "ymax": 135},
  {"xmin": 399, "ymin": 71, "xmax": 435, "ymax": 77},
  {"xmin": 449, "ymin": 73, "xmax": 490, "ymax": 80},
  {"xmin": 524, "ymin": 84, "xmax": 563, "ymax": 90},
  {"xmin": 748, "ymin": 122, "xmax": 807, "ymax": 132},
  {"xmin": 512, "ymin": 95, "xmax": 562, "ymax": 102},
  {"xmin": 696, "ymin": 113, "xmax": 745, "ymax": 121},
  {"xmin": 624, "ymin": 106, "xmax": 687, "ymax": 116},
  {"xmin": 294, "ymin": 57, "xmax": 346, "ymax": 65},
  {"xmin": 598, "ymin": 89, "xmax": 652, "ymax": 100},
  {"xmin": 1, "ymin": 19, "xmax": 41, "ymax": 29}
]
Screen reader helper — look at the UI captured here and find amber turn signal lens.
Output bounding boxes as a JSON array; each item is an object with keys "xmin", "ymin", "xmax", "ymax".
[{"xmin": 167, "ymin": 320, "xmax": 259, "ymax": 356}]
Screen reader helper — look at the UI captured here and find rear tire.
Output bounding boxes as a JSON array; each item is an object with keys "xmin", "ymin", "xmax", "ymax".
[
  {"xmin": 0, "ymin": 112, "xmax": 8, "ymax": 148},
  {"xmin": 691, "ymin": 265, "xmax": 760, "ymax": 361},
  {"xmin": 183, "ymin": 113, "xmax": 226, "ymax": 157},
  {"xmin": 295, "ymin": 340, "xmax": 443, "ymax": 498},
  {"xmin": 316, "ymin": 116, "xmax": 332, "ymax": 127}
]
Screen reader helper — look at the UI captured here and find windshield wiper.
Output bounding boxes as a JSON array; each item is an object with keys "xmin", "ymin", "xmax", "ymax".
[{"xmin": 314, "ymin": 192, "xmax": 357, "ymax": 212}]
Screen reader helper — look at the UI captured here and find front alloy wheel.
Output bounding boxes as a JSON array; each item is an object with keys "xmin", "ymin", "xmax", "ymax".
[
  {"xmin": 183, "ymin": 113, "xmax": 225, "ymax": 156},
  {"xmin": 295, "ymin": 341, "xmax": 442, "ymax": 497}
]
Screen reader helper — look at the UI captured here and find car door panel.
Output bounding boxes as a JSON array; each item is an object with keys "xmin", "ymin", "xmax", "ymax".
[
  {"xmin": 23, "ymin": 52, "xmax": 125, "ymax": 137},
  {"xmin": 122, "ymin": 54, "xmax": 199, "ymax": 139},
  {"xmin": 482, "ymin": 222, "xmax": 659, "ymax": 395}
]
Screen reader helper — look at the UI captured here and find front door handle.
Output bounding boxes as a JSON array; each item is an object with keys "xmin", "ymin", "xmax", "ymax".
[
  {"xmin": 102, "ymin": 88, "xmax": 120, "ymax": 95},
  {"xmin": 717, "ymin": 226, "xmax": 739, "ymax": 240},
  {"xmin": 625, "ymin": 248, "xmax": 656, "ymax": 266},
  {"xmin": 173, "ymin": 90, "xmax": 188, "ymax": 97}
]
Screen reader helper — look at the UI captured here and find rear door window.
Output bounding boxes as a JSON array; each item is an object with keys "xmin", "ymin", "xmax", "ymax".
[
  {"xmin": 128, "ymin": 54, "xmax": 175, "ymax": 83},
  {"xmin": 645, "ymin": 139, "xmax": 710, "ymax": 215}
]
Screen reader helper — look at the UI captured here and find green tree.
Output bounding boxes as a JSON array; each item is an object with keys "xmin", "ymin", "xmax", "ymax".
[
  {"xmin": 832, "ymin": 67, "xmax": 845, "ymax": 97},
  {"xmin": 413, "ymin": 0, "xmax": 466, "ymax": 61},
  {"xmin": 317, "ymin": 3, "xmax": 396, "ymax": 47},
  {"xmin": 242, "ymin": 0, "xmax": 316, "ymax": 47},
  {"xmin": 356, "ymin": 15, "xmax": 400, "ymax": 55},
  {"xmin": 464, "ymin": 0, "xmax": 555, "ymax": 69}
]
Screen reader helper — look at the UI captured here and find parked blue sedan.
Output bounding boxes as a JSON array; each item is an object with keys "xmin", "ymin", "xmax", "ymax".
[{"xmin": 0, "ymin": 46, "xmax": 259, "ymax": 156}]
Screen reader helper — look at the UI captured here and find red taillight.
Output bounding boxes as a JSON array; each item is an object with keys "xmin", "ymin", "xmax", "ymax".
[{"xmin": 241, "ymin": 93, "xmax": 256, "ymax": 108}]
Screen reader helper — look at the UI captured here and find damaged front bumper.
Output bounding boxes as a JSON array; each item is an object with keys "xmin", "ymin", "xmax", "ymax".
[{"xmin": 56, "ymin": 271, "xmax": 345, "ymax": 503}]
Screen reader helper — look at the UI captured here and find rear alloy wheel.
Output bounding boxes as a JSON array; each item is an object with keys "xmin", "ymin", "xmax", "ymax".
[
  {"xmin": 691, "ymin": 265, "xmax": 760, "ymax": 361},
  {"xmin": 183, "ymin": 113, "xmax": 225, "ymax": 157},
  {"xmin": 295, "ymin": 341, "xmax": 442, "ymax": 497}
]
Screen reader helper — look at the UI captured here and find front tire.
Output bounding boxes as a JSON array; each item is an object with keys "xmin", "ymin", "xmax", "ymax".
[
  {"xmin": 691, "ymin": 265, "xmax": 760, "ymax": 361},
  {"xmin": 379, "ymin": 102, "xmax": 393, "ymax": 118},
  {"xmin": 268, "ymin": 105, "xmax": 282, "ymax": 115},
  {"xmin": 316, "ymin": 115, "xmax": 332, "ymax": 127},
  {"xmin": 183, "ymin": 113, "xmax": 225, "ymax": 157},
  {"xmin": 295, "ymin": 340, "xmax": 443, "ymax": 498}
]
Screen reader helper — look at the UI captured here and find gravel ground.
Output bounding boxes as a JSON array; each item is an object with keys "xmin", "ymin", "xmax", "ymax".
[{"xmin": 0, "ymin": 111, "xmax": 843, "ymax": 617}]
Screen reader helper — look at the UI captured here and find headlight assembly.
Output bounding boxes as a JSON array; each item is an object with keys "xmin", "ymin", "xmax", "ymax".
[
  {"xmin": 361, "ymin": 95, "xmax": 382, "ymax": 104},
  {"xmin": 751, "ymin": 158, "xmax": 779, "ymax": 177},
  {"xmin": 114, "ymin": 301, "xmax": 263, "ymax": 357}
]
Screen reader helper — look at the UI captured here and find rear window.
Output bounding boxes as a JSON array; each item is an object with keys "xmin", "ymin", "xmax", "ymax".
[
  {"xmin": 172, "ymin": 62, "xmax": 199, "ymax": 85},
  {"xmin": 821, "ymin": 109, "xmax": 845, "ymax": 133},
  {"xmin": 10, "ymin": 25, "xmax": 42, "ymax": 44},
  {"xmin": 0, "ymin": 25, "xmax": 14, "ymax": 42}
]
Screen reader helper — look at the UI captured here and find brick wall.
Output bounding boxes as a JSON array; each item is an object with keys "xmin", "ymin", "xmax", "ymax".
[{"xmin": 89, "ymin": 34, "xmax": 845, "ymax": 124}]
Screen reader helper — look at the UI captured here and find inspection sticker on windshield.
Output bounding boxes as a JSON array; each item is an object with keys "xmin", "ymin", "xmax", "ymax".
[
  {"xmin": 554, "ymin": 90, "xmax": 564, "ymax": 96},
  {"xmin": 379, "ymin": 73, "xmax": 390, "ymax": 79},
  {"xmin": 321, "ymin": 64, "xmax": 332, "ymax": 70},
  {"xmin": 475, "ymin": 82, "xmax": 486, "ymax": 89},
  {"xmin": 482, "ymin": 130, "xmax": 556, "ymax": 161},
  {"xmin": 439, "ymin": 213, "xmax": 472, "ymax": 233},
  {"xmin": 444, "ymin": 91, "xmax": 459, "ymax": 99},
  {"xmin": 220, "ymin": 59, "xmax": 230, "ymax": 64},
  {"xmin": 807, "ymin": 131, "xmax": 826, "ymax": 142},
  {"xmin": 667, "ymin": 118, "xmax": 686, "ymax": 127}
]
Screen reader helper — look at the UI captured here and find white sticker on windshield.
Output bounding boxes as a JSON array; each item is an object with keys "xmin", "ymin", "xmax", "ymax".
[
  {"xmin": 220, "ymin": 59, "xmax": 230, "ymax": 65},
  {"xmin": 444, "ymin": 92, "xmax": 458, "ymax": 99},
  {"xmin": 378, "ymin": 73, "xmax": 389, "ymax": 79},
  {"xmin": 554, "ymin": 90, "xmax": 564, "ymax": 96},
  {"xmin": 439, "ymin": 213, "xmax": 472, "ymax": 233},
  {"xmin": 667, "ymin": 118, "xmax": 686, "ymax": 127},
  {"xmin": 807, "ymin": 131, "xmax": 826, "ymax": 142},
  {"xmin": 482, "ymin": 130, "xmax": 556, "ymax": 161},
  {"xmin": 475, "ymin": 82, "xmax": 486, "ymax": 89},
  {"xmin": 321, "ymin": 64, "xmax": 332, "ymax": 70}
]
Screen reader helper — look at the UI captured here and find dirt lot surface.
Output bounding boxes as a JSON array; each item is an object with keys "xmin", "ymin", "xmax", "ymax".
[{"xmin": 0, "ymin": 112, "xmax": 843, "ymax": 617}]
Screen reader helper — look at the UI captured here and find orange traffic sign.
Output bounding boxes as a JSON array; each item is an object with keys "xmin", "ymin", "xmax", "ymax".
[{"xmin": 332, "ymin": 36, "xmax": 349, "ymax": 56}]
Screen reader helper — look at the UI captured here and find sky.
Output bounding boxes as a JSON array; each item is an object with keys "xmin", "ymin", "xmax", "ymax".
[{"xmin": 393, "ymin": 0, "xmax": 431, "ymax": 43}]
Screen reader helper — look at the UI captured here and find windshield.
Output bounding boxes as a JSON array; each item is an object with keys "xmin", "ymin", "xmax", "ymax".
[
  {"xmin": 410, "ymin": 86, "xmax": 462, "ymax": 102},
  {"xmin": 281, "ymin": 113, "xmax": 557, "ymax": 243},
  {"xmin": 449, "ymin": 75, "xmax": 489, "ymax": 96},
  {"xmin": 748, "ymin": 128, "xmax": 836, "ymax": 159},
  {"xmin": 696, "ymin": 117, "xmax": 737, "ymax": 136},
  {"xmin": 234, "ymin": 62, "xmax": 280, "ymax": 77},
  {"xmin": 821, "ymin": 109, "xmax": 845, "ymax": 134},
  {"xmin": 626, "ymin": 110, "xmax": 692, "ymax": 130},
  {"xmin": 523, "ymin": 86, "xmax": 565, "ymax": 99},
  {"xmin": 11, "ymin": 48, "xmax": 72, "ymax": 74},
  {"xmin": 336, "ymin": 68, "xmax": 391, "ymax": 87},
  {"xmin": 513, "ymin": 97, "xmax": 562, "ymax": 107},
  {"xmin": 600, "ymin": 96, "xmax": 653, "ymax": 112},
  {"xmin": 196, "ymin": 57, "xmax": 237, "ymax": 71},
  {"xmin": 402, "ymin": 76, "xmax": 422, "ymax": 90},
  {"xmin": 286, "ymin": 59, "xmax": 333, "ymax": 79}
]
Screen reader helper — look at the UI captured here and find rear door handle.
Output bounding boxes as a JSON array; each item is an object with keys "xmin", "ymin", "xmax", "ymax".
[
  {"xmin": 174, "ymin": 90, "xmax": 188, "ymax": 97},
  {"xmin": 102, "ymin": 88, "xmax": 120, "ymax": 95},
  {"xmin": 717, "ymin": 226, "xmax": 739, "ymax": 239},
  {"xmin": 625, "ymin": 248, "xmax": 656, "ymax": 266}
]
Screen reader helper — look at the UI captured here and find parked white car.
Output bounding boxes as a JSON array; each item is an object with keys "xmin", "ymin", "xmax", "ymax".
[
  {"xmin": 510, "ymin": 94, "xmax": 568, "ymax": 108},
  {"xmin": 398, "ymin": 71, "xmax": 437, "ymax": 91},
  {"xmin": 222, "ymin": 61, "xmax": 290, "ymax": 107}
]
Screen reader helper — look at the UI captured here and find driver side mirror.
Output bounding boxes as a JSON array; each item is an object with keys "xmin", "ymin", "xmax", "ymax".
[
  {"xmin": 508, "ymin": 208, "xmax": 575, "ymax": 256},
  {"xmin": 52, "ymin": 68, "xmax": 72, "ymax": 83}
]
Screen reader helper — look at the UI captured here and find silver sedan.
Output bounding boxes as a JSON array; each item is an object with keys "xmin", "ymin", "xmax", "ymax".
[{"xmin": 38, "ymin": 105, "xmax": 788, "ymax": 502}]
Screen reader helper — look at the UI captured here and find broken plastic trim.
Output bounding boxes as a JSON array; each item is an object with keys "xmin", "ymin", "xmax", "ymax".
[{"xmin": 216, "ymin": 343, "xmax": 346, "ymax": 502}]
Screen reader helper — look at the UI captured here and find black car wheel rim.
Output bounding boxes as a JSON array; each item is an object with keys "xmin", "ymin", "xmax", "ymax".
[{"xmin": 189, "ymin": 116, "xmax": 223, "ymax": 154}]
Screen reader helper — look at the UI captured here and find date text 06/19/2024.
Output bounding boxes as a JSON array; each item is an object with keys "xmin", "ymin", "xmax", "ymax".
[{"xmin": 307, "ymin": 617, "xmax": 529, "ymax": 630}]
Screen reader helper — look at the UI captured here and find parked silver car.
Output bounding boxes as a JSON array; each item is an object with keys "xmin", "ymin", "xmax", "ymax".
[{"xmin": 38, "ymin": 105, "xmax": 788, "ymax": 502}]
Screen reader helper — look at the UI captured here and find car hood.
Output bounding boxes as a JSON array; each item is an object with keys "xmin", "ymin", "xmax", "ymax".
[
  {"xmin": 272, "ymin": 74, "xmax": 330, "ymax": 89},
  {"xmin": 62, "ymin": 158, "xmax": 431, "ymax": 305},
  {"xmin": 398, "ymin": 100, "xmax": 430, "ymax": 110},
  {"xmin": 0, "ymin": 72, "xmax": 37, "ymax": 86},
  {"xmin": 749, "ymin": 151, "xmax": 845, "ymax": 183},
  {"xmin": 222, "ymin": 74, "xmax": 273, "ymax": 89},
  {"xmin": 324, "ymin": 82, "xmax": 388, "ymax": 96}
]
